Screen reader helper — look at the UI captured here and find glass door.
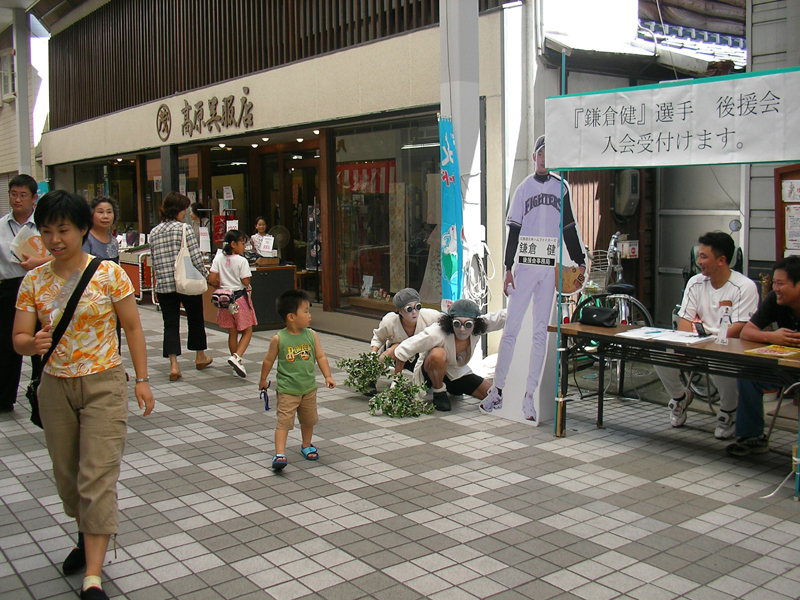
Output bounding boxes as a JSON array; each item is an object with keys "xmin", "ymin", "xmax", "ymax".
[{"xmin": 285, "ymin": 154, "xmax": 319, "ymax": 296}]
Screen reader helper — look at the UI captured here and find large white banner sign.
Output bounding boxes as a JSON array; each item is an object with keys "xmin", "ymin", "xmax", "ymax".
[{"xmin": 545, "ymin": 67, "xmax": 800, "ymax": 170}]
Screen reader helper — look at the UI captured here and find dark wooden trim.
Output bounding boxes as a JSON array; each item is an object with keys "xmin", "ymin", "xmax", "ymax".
[
  {"xmin": 135, "ymin": 155, "xmax": 146, "ymax": 232},
  {"xmin": 318, "ymin": 128, "xmax": 334, "ymax": 311},
  {"xmin": 198, "ymin": 146, "xmax": 212, "ymax": 207},
  {"xmin": 255, "ymin": 139, "xmax": 320, "ymax": 155},
  {"xmin": 248, "ymin": 145, "xmax": 262, "ymax": 232},
  {"xmin": 774, "ymin": 163, "xmax": 800, "ymax": 262},
  {"xmin": 49, "ymin": 0, "xmax": 500, "ymax": 129}
]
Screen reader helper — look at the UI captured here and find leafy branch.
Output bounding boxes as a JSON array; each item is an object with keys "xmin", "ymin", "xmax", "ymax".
[
  {"xmin": 337, "ymin": 352, "xmax": 431, "ymax": 417},
  {"xmin": 337, "ymin": 352, "xmax": 393, "ymax": 395},
  {"xmin": 369, "ymin": 372, "xmax": 431, "ymax": 418}
]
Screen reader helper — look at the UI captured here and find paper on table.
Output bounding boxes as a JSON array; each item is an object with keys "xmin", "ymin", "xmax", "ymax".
[
  {"xmin": 10, "ymin": 227, "xmax": 49, "ymax": 263},
  {"xmin": 259, "ymin": 234, "xmax": 274, "ymax": 254},
  {"xmin": 651, "ymin": 331, "xmax": 713, "ymax": 345},
  {"xmin": 615, "ymin": 327, "xmax": 712, "ymax": 345},
  {"xmin": 744, "ymin": 345, "xmax": 800, "ymax": 357},
  {"xmin": 615, "ymin": 327, "xmax": 670, "ymax": 339}
]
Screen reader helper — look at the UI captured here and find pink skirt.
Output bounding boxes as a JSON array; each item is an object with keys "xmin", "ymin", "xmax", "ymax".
[{"xmin": 217, "ymin": 294, "xmax": 258, "ymax": 331}]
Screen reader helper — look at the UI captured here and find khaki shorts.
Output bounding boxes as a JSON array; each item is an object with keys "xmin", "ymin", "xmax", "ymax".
[
  {"xmin": 39, "ymin": 365, "xmax": 127, "ymax": 535},
  {"xmin": 275, "ymin": 389, "xmax": 318, "ymax": 431}
]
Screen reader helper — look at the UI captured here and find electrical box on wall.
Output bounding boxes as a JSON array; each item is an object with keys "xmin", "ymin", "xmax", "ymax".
[
  {"xmin": 614, "ymin": 169, "xmax": 640, "ymax": 217},
  {"xmin": 619, "ymin": 239, "xmax": 639, "ymax": 259}
]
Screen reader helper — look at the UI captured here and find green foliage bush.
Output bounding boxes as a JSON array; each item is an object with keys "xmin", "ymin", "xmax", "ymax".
[
  {"xmin": 336, "ymin": 352, "xmax": 392, "ymax": 395},
  {"xmin": 369, "ymin": 373, "xmax": 431, "ymax": 418},
  {"xmin": 337, "ymin": 352, "xmax": 431, "ymax": 418}
]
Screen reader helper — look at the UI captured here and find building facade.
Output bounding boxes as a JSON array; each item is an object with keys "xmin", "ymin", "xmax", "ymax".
[
  {"xmin": 37, "ymin": 0, "xmax": 736, "ymax": 333},
  {"xmin": 0, "ymin": 5, "xmax": 47, "ymax": 211}
]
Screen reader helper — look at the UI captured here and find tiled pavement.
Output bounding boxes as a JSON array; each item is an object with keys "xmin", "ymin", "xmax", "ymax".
[{"xmin": 1, "ymin": 305, "xmax": 799, "ymax": 600}]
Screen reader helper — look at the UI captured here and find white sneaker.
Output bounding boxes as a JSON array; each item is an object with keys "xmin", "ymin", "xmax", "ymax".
[
  {"xmin": 668, "ymin": 389, "xmax": 693, "ymax": 427},
  {"xmin": 228, "ymin": 354, "xmax": 246, "ymax": 378},
  {"xmin": 522, "ymin": 391, "xmax": 537, "ymax": 422},
  {"xmin": 715, "ymin": 409, "xmax": 736, "ymax": 440},
  {"xmin": 480, "ymin": 386, "xmax": 503, "ymax": 413}
]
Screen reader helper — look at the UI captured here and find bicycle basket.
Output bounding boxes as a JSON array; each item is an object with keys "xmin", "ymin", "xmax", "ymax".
[{"xmin": 586, "ymin": 249, "xmax": 610, "ymax": 293}]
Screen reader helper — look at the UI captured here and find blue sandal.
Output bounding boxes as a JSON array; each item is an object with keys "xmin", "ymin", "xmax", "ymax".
[
  {"xmin": 300, "ymin": 446, "xmax": 319, "ymax": 461},
  {"xmin": 272, "ymin": 454, "xmax": 287, "ymax": 471}
]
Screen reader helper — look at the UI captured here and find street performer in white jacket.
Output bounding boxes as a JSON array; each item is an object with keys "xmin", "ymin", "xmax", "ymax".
[
  {"xmin": 394, "ymin": 299, "xmax": 506, "ymax": 412},
  {"xmin": 366, "ymin": 288, "xmax": 441, "ymax": 396}
]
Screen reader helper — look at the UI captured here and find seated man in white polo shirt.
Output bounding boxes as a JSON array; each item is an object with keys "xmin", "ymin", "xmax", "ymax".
[{"xmin": 656, "ymin": 231, "xmax": 758, "ymax": 439}]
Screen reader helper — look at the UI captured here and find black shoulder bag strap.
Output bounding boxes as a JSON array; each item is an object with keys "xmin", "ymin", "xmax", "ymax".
[
  {"xmin": 27, "ymin": 257, "xmax": 103, "ymax": 428},
  {"xmin": 40, "ymin": 257, "xmax": 104, "ymax": 369}
]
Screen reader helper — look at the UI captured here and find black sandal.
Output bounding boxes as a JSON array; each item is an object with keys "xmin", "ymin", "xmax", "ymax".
[{"xmin": 62, "ymin": 532, "xmax": 85, "ymax": 575}]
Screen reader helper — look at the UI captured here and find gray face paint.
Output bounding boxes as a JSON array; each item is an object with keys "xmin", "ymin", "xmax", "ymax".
[
  {"xmin": 452, "ymin": 318, "xmax": 475, "ymax": 340},
  {"xmin": 453, "ymin": 327, "xmax": 472, "ymax": 340}
]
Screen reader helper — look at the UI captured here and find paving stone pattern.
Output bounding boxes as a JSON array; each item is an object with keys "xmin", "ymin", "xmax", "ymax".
[{"xmin": 1, "ymin": 306, "xmax": 799, "ymax": 599}]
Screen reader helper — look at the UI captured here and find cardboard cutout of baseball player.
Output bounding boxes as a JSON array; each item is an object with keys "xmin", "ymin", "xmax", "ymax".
[{"xmin": 481, "ymin": 136, "xmax": 586, "ymax": 424}]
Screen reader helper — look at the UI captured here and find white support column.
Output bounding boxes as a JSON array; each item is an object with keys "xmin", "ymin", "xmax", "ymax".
[
  {"xmin": 440, "ymin": 0, "xmax": 483, "ymax": 254},
  {"xmin": 12, "ymin": 8, "xmax": 32, "ymax": 176}
]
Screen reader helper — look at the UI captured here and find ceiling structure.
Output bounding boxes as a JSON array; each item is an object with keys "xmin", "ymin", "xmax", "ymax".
[
  {"xmin": 0, "ymin": 0, "xmax": 99, "ymax": 37},
  {"xmin": 0, "ymin": 0, "xmax": 36, "ymax": 35}
]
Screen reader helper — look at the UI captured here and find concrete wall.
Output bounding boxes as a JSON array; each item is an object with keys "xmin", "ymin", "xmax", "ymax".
[
  {"xmin": 747, "ymin": 0, "xmax": 800, "ymax": 270},
  {"xmin": 0, "ymin": 93, "xmax": 16, "ymax": 173},
  {"xmin": 0, "ymin": 40, "xmax": 42, "ymax": 187}
]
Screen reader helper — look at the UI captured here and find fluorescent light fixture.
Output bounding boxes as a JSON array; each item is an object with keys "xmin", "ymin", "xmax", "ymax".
[
  {"xmin": 292, "ymin": 155, "xmax": 303, "ymax": 160},
  {"xmin": 262, "ymin": 137, "xmax": 269, "ymax": 142},
  {"xmin": 296, "ymin": 137, "xmax": 304, "ymax": 142},
  {"xmin": 231, "ymin": 161, "xmax": 247, "ymax": 166},
  {"xmin": 218, "ymin": 143, "xmax": 226, "ymax": 148},
  {"xmin": 313, "ymin": 129, "xmax": 319, "ymax": 135},
  {"xmin": 401, "ymin": 142, "xmax": 440, "ymax": 150}
]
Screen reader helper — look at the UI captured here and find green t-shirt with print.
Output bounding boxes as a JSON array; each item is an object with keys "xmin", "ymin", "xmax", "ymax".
[{"xmin": 276, "ymin": 328, "xmax": 317, "ymax": 395}]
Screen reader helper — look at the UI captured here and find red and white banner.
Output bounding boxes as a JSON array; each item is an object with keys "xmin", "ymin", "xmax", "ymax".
[{"xmin": 336, "ymin": 160, "xmax": 396, "ymax": 194}]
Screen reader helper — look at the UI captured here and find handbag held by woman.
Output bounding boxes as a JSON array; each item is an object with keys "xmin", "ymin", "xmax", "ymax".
[{"xmin": 174, "ymin": 225, "xmax": 207, "ymax": 295}]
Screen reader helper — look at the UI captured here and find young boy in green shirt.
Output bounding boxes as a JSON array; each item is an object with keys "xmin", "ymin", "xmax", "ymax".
[{"xmin": 258, "ymin": 289, "xmax": 335, "ymax": 471}]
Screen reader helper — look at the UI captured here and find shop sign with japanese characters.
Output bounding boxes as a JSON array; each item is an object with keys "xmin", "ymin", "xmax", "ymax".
[
  {"xmin": 545, "ymin": 67, "xmax": 800, "ymax": 170},
  {"xmin": 156, "ymin": 87, "xmax": 254, "ymax": 142}
]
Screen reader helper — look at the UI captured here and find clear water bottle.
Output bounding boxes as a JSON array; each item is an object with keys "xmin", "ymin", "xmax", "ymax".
[{"xmin": 715, "ymin": 305, "xmax": 732, "ymax": 345}]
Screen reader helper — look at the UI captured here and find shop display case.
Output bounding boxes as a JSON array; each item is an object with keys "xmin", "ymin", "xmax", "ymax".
[{"xmin": 119, "ymin": 249, "xmax": 153, "ymax": 303}]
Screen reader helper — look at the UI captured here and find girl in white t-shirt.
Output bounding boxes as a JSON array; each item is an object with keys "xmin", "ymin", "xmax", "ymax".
[
  {"xmin": 209, "ymin": 230, "xmax": 257, "ymax": 377},
  {"xmin": 248, "ymin": 216, "xmax": 270, "ymax": 257}
]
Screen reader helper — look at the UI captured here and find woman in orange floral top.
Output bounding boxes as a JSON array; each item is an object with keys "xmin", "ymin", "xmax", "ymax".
[{"xmin": 12, "ymin": 191, "xmax": 154, "ymax": 600}]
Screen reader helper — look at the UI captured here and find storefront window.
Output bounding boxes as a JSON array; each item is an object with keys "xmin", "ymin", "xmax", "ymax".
[
  {"xmin": 144, "ymin": 152, "xmax": 199, "ymax": 232},
  {"xmin": 260, "ymin": 154, "xmax": 280, "ymax": 229},
  {"xmin": 74, "ymin": 160, "xmax": 138, "ymax": 235},
  {"xmin": 178, "ymin": 152, "xmax": 199, "ymax": 202},
  {"xmin": 334, "ymin": 117, "xmax": 439, "ymax": 310}
]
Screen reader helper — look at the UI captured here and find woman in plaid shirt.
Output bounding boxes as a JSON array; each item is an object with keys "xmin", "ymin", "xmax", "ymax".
[{"xmin": 149, "ymin": 192, "xmax": 212, "ymax": 380}]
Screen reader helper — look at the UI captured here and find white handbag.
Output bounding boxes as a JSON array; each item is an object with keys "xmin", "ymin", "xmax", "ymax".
[{"xmin": 174, "ymin": 224, "xmax": 208, "ymax": 295}]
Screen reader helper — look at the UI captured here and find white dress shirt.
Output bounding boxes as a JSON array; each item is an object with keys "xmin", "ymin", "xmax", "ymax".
[{"xmin": 0, "ymin": 212, "xmax": 37, "ymax": 280}]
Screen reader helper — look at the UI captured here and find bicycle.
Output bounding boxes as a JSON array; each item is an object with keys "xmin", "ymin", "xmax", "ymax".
[{"xmin": 570, "ymin": 232, "xmax": 653, "ymax": 395}]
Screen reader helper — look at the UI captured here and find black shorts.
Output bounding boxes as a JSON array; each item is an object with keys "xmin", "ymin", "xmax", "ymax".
[
  {"xmin": 403, "ymin": 356, "xmax": 417, "ymax": 373},
  {"xmin": 423, "ymin": 369, "xmax": 484, "ymax": 396}
]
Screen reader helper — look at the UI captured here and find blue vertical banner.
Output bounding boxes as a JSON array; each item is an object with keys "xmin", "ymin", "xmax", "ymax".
[{"xmin": 438, "ymin": 116, "xmax": 463, "ymax": 307}]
